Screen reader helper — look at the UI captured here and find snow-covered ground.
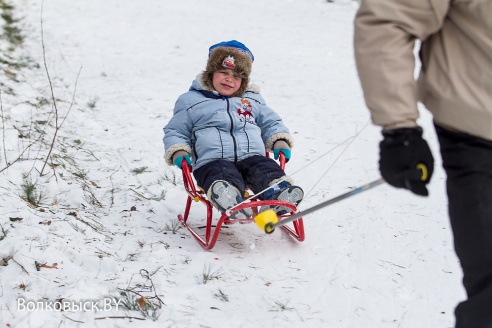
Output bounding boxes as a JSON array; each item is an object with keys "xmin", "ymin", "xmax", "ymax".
[{"xmin": 0, "ymin": 0, "xmax": 465, "ymax": 327}]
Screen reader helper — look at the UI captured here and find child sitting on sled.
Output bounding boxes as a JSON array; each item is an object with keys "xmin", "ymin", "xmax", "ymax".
[{"xmin": 163, "ymin": 40, "xmax": 303, "ymax": 219}]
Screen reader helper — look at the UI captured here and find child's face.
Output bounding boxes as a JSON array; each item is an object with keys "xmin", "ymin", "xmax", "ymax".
[{"xmin": 212, "ymin": 69, "xmax": 242, "ymax": 96}]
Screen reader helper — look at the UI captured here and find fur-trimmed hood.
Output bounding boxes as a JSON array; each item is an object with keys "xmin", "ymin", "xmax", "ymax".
[{"xmin": 201, "ymin": 47, "xmax": 253, "ymax": 97}]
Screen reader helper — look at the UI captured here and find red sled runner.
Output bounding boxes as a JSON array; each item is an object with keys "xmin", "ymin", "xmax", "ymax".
[{"xmin": 177, "ymin": 153, "xmax": 305, "ymax": 250}]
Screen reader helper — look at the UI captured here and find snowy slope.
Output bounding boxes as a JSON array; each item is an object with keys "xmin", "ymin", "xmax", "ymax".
[{"xmin": 0, "ymin": 0, "xmax": 465, "ymax": 327}]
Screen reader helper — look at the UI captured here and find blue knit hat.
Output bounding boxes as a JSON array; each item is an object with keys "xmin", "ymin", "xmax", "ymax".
[{"xmin": 208, "ymin": 40, "xmax": 254, "ymax": 62}]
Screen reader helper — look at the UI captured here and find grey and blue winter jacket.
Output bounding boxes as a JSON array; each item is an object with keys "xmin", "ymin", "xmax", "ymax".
[{"xmin": 164, "ymin": 76, "xmax": 293, "ymax": 170}]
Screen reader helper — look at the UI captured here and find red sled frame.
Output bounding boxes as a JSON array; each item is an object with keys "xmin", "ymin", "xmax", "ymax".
[{"xmin": 177, "ymin": 153, "xmax": 305, "ymax": 250}]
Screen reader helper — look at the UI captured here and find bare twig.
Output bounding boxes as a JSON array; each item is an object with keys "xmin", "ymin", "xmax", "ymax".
[
  {"xmin": 11, "ymin": 257, "xmax": 30, "ymax": 275},
  {"xmin": 0, "ymin": 134, "xmax": 44, "ymax": 173},
  {"xmin": 117, "ymin": 269, "xmax": 165, "ymax": 308},
  {"xmin": 81, "ymin": 148, "xmax": 99, "ymax": 161},
  {"xmin": 139, "ymin": 269, "xmax": 165, "ymax": 306},
  {"xmin": 59, "ymin": 66, "xmax": 82, "ymax": 129},
  {"xmin": 62, "ymin": 314, "xmax": 84, "ymax": 323},
  {"xmin": 38, "ymin": 3, "xmax": 82, "ymax": 176},
  {"xmin": 95, "ymin": 316, "xmax": 145, "ymax": 321},
  {"xmin": 109, "ymin": 171, "xmax": 118, "ymax": 207},
  {"xmin": 39, "ymin": 0, "xmax": 58, "ymax": 176},
  {"xmin": 76, "ymin": 216, "xmax": 101, "ymax": 232},
  {"xmin": 129, "ymin": 188, "xmax": 152, "ymax": 200}
]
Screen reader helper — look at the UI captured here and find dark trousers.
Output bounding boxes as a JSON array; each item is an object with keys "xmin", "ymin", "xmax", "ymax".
[
  {"xmin": 435, "ymin": 124, "xmax": 492, "ymax": 328},
  {"xmin": 193, "ymin": 155, "xmax": 285, "ymax": 197}
]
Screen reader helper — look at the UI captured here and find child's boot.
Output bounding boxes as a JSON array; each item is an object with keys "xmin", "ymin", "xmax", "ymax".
[
  {"xmin": 261, "ymin": 180, "xmax": 304, "ymax": 215},
  {"xmin": 208, "ymin": 180, "xmax": 253, "ymax": 220}
]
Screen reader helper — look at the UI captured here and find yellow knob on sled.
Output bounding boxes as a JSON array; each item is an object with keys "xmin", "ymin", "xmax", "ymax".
[{"xmin": 253, "ymin": 209, "xmax": 278, "ymax": 234}]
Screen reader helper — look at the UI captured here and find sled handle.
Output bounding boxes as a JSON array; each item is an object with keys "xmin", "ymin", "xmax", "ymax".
[{"xmin": 254, "ymin": 178, "xmax": 385, "ymax": 233}]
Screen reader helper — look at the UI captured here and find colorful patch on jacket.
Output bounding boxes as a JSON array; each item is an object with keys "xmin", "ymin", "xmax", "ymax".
[
  {"xmin": 222, "ymin": 55, "xmax": 236, "ymax": 70},
  {"xmin": 237, "ymin": 99, "xmax": 254, "ymax": 123}
]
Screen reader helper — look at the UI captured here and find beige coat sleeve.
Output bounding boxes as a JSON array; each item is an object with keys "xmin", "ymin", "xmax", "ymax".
[{"xmin": 353, "ymin": 0, "xmax": 449, "ymax": 130}]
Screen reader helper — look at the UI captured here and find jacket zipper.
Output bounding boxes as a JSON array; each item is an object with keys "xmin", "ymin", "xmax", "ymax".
[{"xmin": 226, "ymin": 98, "xmax": 238, "ymax": 162}]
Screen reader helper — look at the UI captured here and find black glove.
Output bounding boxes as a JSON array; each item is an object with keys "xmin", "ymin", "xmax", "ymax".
[{"xmin": 379, "ymin": 127, "xmax": 434, "ymax": 196}]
